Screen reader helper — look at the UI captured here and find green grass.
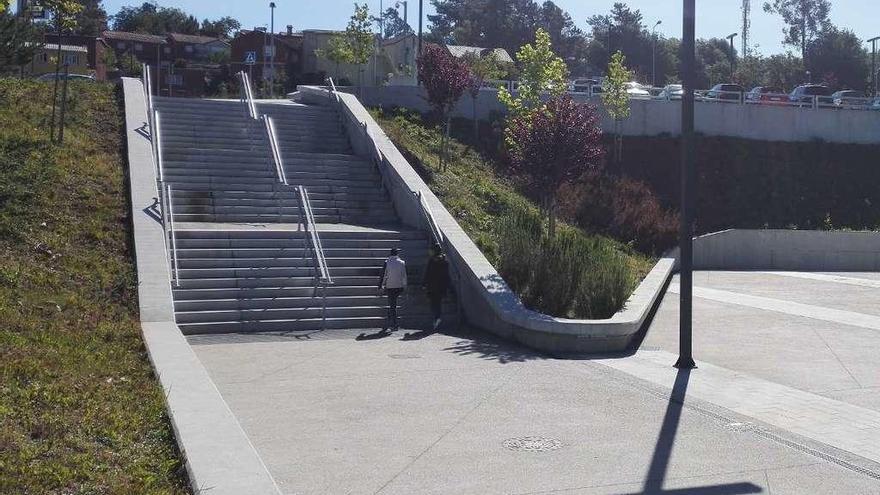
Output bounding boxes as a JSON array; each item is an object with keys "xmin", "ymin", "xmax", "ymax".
[
  {"xmin": 373, "ymin": 108, "xmax": 655, "ymax": 318},
  {"xmin": 0, "ymin": 80, "xmax": 189, "ymax": 494}
]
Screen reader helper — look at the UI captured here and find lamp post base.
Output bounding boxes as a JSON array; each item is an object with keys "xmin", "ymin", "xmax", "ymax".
[{"xmin": 674, "ymin": 356, "xmax": 697, "ymax": 369}]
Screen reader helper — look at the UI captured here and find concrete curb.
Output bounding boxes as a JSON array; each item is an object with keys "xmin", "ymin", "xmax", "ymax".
[
  {"xmin": 294, "ymin": 85, "xmax": 674, "ymax": 354},
  {"xmin": 122, "ymin": 78, "xmax": 282, "ymax": 495}
]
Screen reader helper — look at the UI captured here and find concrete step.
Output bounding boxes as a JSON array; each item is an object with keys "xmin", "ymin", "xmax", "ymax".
[
  {"xmin": 174, "ymin": 247, "xmax": 416, "ymax": 259},
  {"xmin": 170, "ymin": 194, "xmax": 389, "ymax": 208},
  {"xmin": 176, "ymin": 256, "xmax": 424, "ymax": 269},
  {"xmin": 172, "ymin": 205, "xmax": 393, "ymax": 218},
  {"xmin": 174, "ymin": 229, "xmax": 426, "ymax": 241},
  {"xmin": 173, "ymin": 285, "xmax": 380, "ymax": 300},
  {"xmin": 177, "ymin": 266, "xmax": 387, "ymax": 279},
  {"xmin": 176, "ymin": 315, "xmax": 454, "ymax": 335},
  {"xmin": 174, "ymin": 295, "xmax": 456, "ymax": 312},
  {"xmin": 169, "ymin": 183, "xmax": 388, "ymax": 196},
  {"xmin": 175, "ymin": 237, "xmax": 426, "ymax": 250},
  {"xmin": 175, "ymin": 275, "xmax": 381, "ymax": 289},
  {"xmin": 175, "ymin": 305, "xmax": 435, "ymax": 324},
  {"xmin": 172, "ymin": 213, "xmax": 393, "ymax": 224}
]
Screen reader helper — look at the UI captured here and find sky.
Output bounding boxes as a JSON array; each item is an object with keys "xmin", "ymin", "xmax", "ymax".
[{"xmin": 95, "ymin": 0, "xmax": 877, "ymax": 56}]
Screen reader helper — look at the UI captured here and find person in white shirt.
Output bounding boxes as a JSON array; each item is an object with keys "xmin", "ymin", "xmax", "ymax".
[{"xmin": 378, "ymin": 248, "xmax": 407, "ymax": 332}]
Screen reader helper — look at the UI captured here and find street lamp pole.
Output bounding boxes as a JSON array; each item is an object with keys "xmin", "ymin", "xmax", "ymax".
[
  {"xmin": 652, "ymin": 20, "xmax": 662, "ymax": 87},
  {"xmin": 726, "ymin": 32, "xmax": 738, "ymax": 75},
  {"xmin": 417, "ymin": 0, "xmax": 423, "ymax": 57},
  {"xmin": 869, "ymin": 36, "xmax": 879, "ymax": 98},
  {"xmin": 676, "ymin": 0, "xmax": 697, "ymax": 370},
  {"xmin": 269, "ymin": 2, "xmax": 276, "ymax": 98}
]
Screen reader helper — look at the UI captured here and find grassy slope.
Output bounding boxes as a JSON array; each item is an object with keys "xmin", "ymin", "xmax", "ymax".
[
  {"xmin": 0, "ymin": 80, "xmax": 188, "ymax": 494},
  {"xmin": 372, "ymin": 109, "xmax": 654, "ymax": 302}
]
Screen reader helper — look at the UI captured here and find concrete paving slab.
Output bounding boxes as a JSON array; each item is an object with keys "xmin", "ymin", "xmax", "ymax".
[{"xmin": 191, "ymin": 330, "xmax": 880, "ymax": 495}]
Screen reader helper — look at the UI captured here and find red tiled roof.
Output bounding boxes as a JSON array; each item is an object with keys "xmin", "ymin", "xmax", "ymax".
[{"xmin": 102, "ymin": 31, "xmax": 166, "ymax": 44}]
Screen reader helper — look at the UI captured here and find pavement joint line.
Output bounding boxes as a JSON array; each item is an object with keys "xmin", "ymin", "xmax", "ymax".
[
  {"xmin": 593, "ymin": 350, "xmax": 880, "ymax": 480},
  {"xmin": 668, "ymin": 283, "xmax": 880, "ymax": 331},
  {"xmin": 810, "ymin": 326, "xmax": 864, "ymax": 388},
  {"xmin": 761, "ymin": 271, "xmax": 880, "ymax": 289},
  {"xmin": 372, "ymin": 363, "xmax": 527, "ymax": 495}
]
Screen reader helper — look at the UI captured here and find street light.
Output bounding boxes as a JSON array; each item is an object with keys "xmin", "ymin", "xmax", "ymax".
[
  {"xmin": 869, "ymin": 36, "xmax": 880, "ymax": 98},
  {"xmin": 269, "ymin": 2, "xmax": 276, "ymax": 98},
  {"xmin": 677, "ymin": 0, "xmax": 697, "ymax": 370},
  {"xmin": 726, "ymin": 32, "xmax": 738, "ymax": 74},
  {"xmin": 652, "ymin": 20, "xmax": 662, "ymax": 87}
]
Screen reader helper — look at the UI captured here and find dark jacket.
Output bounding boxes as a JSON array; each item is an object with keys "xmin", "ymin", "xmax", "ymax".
[{"xmin": 423, "ymin": 254, "xmax": 451, "ymax": 296}]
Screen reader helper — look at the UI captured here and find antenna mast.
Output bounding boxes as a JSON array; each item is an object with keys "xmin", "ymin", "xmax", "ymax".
[{"xmin": 741, "ymin": 0, "xmax": 751, "ymax": 57}]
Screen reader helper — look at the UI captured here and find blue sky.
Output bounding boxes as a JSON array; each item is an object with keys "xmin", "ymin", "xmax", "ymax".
[{"xmin": 97, "ymin": 0, "xmax": 876, "ymax": 56}]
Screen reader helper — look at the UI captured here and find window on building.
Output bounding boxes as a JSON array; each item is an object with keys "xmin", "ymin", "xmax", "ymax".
[
  {"xmin": 63, "ymin": 54, "xmax": 78, "ymax": 65},
  {"xmin": 264, "ymin": 45, "xmax": 276, "ymax": 58},
  {"xmin": 134, "ymin": 43, "xmax": 143, "ymax": 52},
  {"xmin": 40, "ymin": 53, "xmax": 48, "ymax": 63}
]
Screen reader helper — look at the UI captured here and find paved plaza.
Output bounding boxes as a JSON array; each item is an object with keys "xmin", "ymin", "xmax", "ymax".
[{"xmin": 189, "ymin": 271, "xmax": 880, "ymax": 494}]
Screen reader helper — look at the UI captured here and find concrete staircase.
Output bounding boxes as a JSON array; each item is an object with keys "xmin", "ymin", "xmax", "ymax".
[{"xmin": 153, "ymin": 97, "xmax": 456, "ymax": 334}]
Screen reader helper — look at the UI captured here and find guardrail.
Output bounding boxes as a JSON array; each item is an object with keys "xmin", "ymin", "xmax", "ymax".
[
  {"xmin": 262, "ymin": 115, "xmax": 287, "ymax": 185},
  {"xmin": 238, "ymin": 71, "xmax": 259, "ymax": 120},
  {"xmin": 416, "ymin": 190, "xmax": 443, "ymax": 247}
]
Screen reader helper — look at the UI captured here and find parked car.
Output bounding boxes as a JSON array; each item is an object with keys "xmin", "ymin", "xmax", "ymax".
[
  {"xmin": 873, "ymin": 97, "xmax": 880, "ymax": 111},
  {"xmin": 36, "ymin": 73, "xmax": 95, "ymax": 82},
  {"xmin": 571, "ymin": 78, "xmax": 599, "ymax": 93},
  {"xmin": 625, "ymin": 81, "xmax": 650, "ymax": 97},
  {"xmin": 706, "ymin": 83, "xmax": 745, "ymax": 101},
  {"xmin": 789, "ymin": 84, "xmax": 833, "ymax": 106},
  {"xmin": 657, "ymin": 84, "xmax": 683, "ymax": 100},
  {"xmin": 832, "ymin": 90, "xmax": 867, "ymax": 107},
  {"xmin": 745, "ymin": 86, "xmax": 786, "ymax": 103}
]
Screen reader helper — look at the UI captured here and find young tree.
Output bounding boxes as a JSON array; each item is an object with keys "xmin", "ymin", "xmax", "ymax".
[
  {"xmin": 763, "ymin": 0, "xmax": 832, "ymax": 61},
  {"xmin": 462, "ymin": 51, "xmax": 507, "ymax": 140},
  {"xmin": 507, "ymin": 96, "xmax": 604, "ymax": 236},
  {"xmin": 375, "ymin": 6, "xmax": 412, "ymax": 38},
  {"xmin": 344, "ymin": 3, "xmax": 375, "ymax": 88},
  {"xmin": 417, "ymin": 43, "xmax": 470, "ymax": 171},
  {"xmin": 498, "ymin": 29, "xmax": 569, "ymax": 119},
  {"xmin": 601, "ymin": 50, "xmax": 631, "ymax": 165},
  {"xmin": 316, "ymin": 33, "xmax": 352, "ymax": 80},
  {"xmin": 43, "ymin": 0, "xmax": 83, "ymax": 143},
  {"xmin": 0, "ymin": 9, "xmax": 41, "ymax": 76}
]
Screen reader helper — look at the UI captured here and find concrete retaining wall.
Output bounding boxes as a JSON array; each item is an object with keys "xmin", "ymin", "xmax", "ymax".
[
  {"xmin": 334, "ymin": 85, "xmax": 880, "ymax": 145},
  {"xmin": 693, "ymin": 229, "xmax": 880, "ymax": 271},
  {"xmin": 122, "ymin": 78, "xmax": 281, "ymax": 495},
  {"xmin": 297, "ymin": 86, "xmax": 674, "ymax": 355}
]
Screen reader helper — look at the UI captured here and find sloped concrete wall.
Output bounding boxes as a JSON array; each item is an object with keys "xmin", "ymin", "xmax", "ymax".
[{"xmin": 297, "ymin": 86, "xmax": 675, "ymax": 354}]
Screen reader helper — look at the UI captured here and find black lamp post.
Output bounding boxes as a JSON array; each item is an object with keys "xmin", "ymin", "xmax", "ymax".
[
  {"xmin": 676, "ymin": 0, "xmax": 697, "ymax": 370},
  {"xmin": 269, "ymin": 2, "xmax": 276, "ymax": 98},
  {"xmin": 652, "ymin": 20, "xmax": 662, "ymax": 87},
  {"xmin": 726, "ymin": 32, "xmax": 738, "ymax": 74}
]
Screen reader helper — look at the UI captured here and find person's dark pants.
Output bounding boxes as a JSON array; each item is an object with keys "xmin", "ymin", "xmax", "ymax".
[
  {"xmin": 428, "ymin": 292, "xmax": 443, "ymax": 320},
  {"xmin": 385, "ymin": 288, "xmax": 403, "ymax": 330}
]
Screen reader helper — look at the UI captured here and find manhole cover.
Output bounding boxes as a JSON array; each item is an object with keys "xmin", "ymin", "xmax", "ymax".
[
  {"xmin": 503, "ymin": 436, "xmax": 563, "ymax": 452},
  {"xmin": 388, "ymin": 353, "xmax": 421, "ymax": 359}
]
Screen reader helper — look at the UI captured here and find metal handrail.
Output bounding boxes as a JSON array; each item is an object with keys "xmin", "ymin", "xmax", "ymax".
[
  {"xmin": 417, "ymin": 190, "xmax": 444, "ymax": 246},
  {"xmin": 238, "ymin": 71, "xmax": 259, "ymax": 120},
  {"xmin": 263, "ymin": 115, "xmax": 287, "ymax": 185},
  {"xmin": 166, "ymin": 183, "xmax": 180, "ymax": 287},
  {"xmin": 327, "ymin": 76, "xmax": 341, "ymax": 105},
  {"xmin": 297, "ymin": 185, "xmax": 332, "ymax": 285},
  {"xmin": 153, "ymin": 110, "xmax": 165, "ymax": 182}
]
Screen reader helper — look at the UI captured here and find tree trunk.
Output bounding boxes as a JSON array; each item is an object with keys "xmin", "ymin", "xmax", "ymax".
[
  {"xmin": 50, "ymin": 21, "xmax": 63, "ymax": 143},
  {"xmin": 472, "ymin": 94, "xmax": 479, "ymax": 143},
  {"xmin": 445, "ymin": 116, "xmax": 452, "ymax": 172},
  {"xmin": 548, "ymin": 196, "xmax": 557, "ymax": 239}
]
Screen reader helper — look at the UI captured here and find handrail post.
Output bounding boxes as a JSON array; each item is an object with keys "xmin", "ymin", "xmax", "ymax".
[{"xmin": 263, "ymin": 115, "xmax": 286, "ymax": 185}]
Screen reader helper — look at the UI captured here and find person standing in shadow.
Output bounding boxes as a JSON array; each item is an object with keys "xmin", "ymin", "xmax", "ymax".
[
  {"xmin": 378, "ymin": 248, "xmax": 407, "ymax": 332},
  {"xmin": 422, "ymin": 243, "xmax": 451, "ymax": 331}
]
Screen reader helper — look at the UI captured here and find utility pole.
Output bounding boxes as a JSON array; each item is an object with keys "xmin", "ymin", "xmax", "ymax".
[
  {"xmin": 417, "ymin": 0, "xmax": 423, "ymax": 57},
  {"xmin": 652, "ymin": 20, "xmax": 662, "ymax": 87},
  {"xmin": 677, "ymin": 0, "xmax": 697, "ymax": 370},
  {"xmin": 726, "ymin": 33, "xmax": 738, "ymax": 75},
  {"xmin": 741, "ymin": 0, "xmax": 750, "ymax": 57},
  {"xmin": 869, "ymin": 36, "xmax": 879, "ymax": 98},
  {"xmin": 269, "ymin": 2, "xmax": 276, "ymax": 98}
]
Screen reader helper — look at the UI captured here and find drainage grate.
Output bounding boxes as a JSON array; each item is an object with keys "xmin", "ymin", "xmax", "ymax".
[
  {"xmin": 388, "ymin": 353, "xmax": 422, "ymax": 360},
  {"xmin": 503, "ymin": 436, "xmax": 563, "ymax": 453}
]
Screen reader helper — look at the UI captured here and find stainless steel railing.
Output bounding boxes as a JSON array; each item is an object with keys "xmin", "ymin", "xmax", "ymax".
[
  {"xmin": 166, "ymin": 183, "xmax": 180, "ymax": 287},
  {"xmin": 296, "ymin": 185, "xmax": 332, "ymax": 327},
  {"xmin": 262, "ymin": 115, "xmax": 287, "ymax": 185},
  {"xmin": 238, "ymin": 71, "xmax": 259, "ymax": 120},
  {"xmin": 416, "ymin": 190, "xmax": 444, "ymax": 247}
]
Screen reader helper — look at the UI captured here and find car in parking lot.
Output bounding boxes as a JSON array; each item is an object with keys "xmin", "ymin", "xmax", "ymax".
[
  {"xmin": 625, "ymin": 81, "xmax": 651, "ymax": 98},
  {"xmin": 872, "ymin": 97, "xmax": 880, "ymax": 111},
  {"xmin": 832, "ymin": 90, "xmax": 867, "ymax": 107},
  {"xmin": 657, "ymin": 84, "xmax": 683, "ymax": 100},
  {"xmin": 36, "ymin": 73, "xmax": 95, "ymax": 82},
  {"xmin": 706, "ymin": 84, "xmax": 745, "ymax": 101},
  {"xmin": 571, "ymin": 79, "xmax": 599, "ymax": 93},
  {"xmin": 789, "ymin": 84, "xmax": 834, "ymax": 106},
  {"xmin": 745, "ymin": 86, "xmax": 787, "ymax": 103}
]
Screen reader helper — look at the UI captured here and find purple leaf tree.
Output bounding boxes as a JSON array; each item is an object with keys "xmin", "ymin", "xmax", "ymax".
[
  {"xmin": 507, "ymin": 96, "xmax": 605, "ymax": 236},
  {"xmin": 417, "ymin": 44, "xmax": 470, "ymax": 171}
]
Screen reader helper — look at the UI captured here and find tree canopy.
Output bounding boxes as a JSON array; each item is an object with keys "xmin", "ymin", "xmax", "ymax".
[{"xmin": 763, "ymin": 0, "xmax": 832, "ymax": 60}]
